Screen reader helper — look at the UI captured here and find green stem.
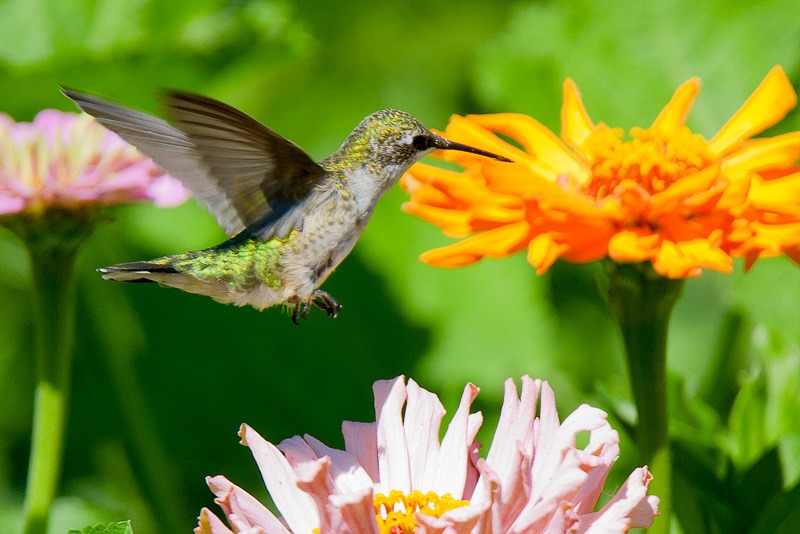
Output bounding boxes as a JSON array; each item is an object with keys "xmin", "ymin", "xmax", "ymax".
[
  {"xmin": 22, "ymin": 242, "xmax": 80, "ymax": 534},
  {"xmin": 605, "ymin": 261, "xmax": 685, "ymax": 534},
  {"xmin": 6, "ymin": 210, "xmax": 94, "ymax": 534}
]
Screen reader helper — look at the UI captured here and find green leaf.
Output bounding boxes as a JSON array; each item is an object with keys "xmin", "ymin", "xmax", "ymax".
[
  {"xmin": 761, "ymin": 331, "xmax": 800, "ymax": 443},
  {"xmin": 735, "ymin": 447, "xmax": 783, "ymax": 518},
  {"xmin": 699, "ymin": 310, "xmax": 752, "ymax": 418},
  {"xmin": 672, "ymin": 440, "xmax": 738, "ymax": 533},
  {"xmin": 726, "ymin": 369, "xmax": 769, "ymax": 468},
  {"xmin": 749, "ymin": 481, "xmax": 800, "ymax": 534},
  {"xmin": 724, "ymin": 328, "xmax": 800, "ymax": 476},
  {"xmin": 779, "ymin": 433, "xmax": 800, "ymax": 489},
  {"xmin": 68, "ymin": 520, "xmax": 133, "ymax": 534},
  {"xmin": 669, "ymin": 374, "xmax": 725, "ymax": 453}
]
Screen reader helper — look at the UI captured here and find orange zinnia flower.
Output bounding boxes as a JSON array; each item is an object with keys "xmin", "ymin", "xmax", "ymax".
[{"xmin": 402, "ymin": 66, "xmax": 800, "ymax": 278}]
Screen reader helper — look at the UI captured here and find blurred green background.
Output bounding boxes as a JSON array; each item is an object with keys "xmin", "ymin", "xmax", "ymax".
[{"xmin": 1, "ymin": 0, "xmax": 799, "ymax": 532}]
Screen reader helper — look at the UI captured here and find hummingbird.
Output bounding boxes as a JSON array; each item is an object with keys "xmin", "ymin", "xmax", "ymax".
[{"xmin": 62, "ymin": 89, "xmax": 512, "ymax": 322}]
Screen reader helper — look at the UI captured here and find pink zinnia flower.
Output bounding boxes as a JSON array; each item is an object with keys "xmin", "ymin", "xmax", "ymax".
[
  {"xmin": 0, "ymin": 109, "xmax": 188, "ymax": 216},
  {"xmin": 196, "ymin": 376, "xmax": 659, "ymax": 533}
]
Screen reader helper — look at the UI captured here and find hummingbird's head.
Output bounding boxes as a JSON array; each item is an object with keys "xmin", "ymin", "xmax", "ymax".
[
  {"xmin": 326, "ymin": 110, "xmax": 512, "ymax": 206},
  {"xmin": 342, "ymin": 110, "xmax": 512, "ymax": 171}
]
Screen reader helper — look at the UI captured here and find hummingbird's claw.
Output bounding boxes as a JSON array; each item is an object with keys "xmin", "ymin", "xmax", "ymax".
[
  {"xmin": 289, "ymin": 291, "xmax": 341, "ymax": 324},
  {"xmin": 312, "ymin": 290, "xmax": 341, "ymax": 319},
  {"xmin": 301, "ymin": 301, "xmax": 313, "ymax": 320},
  {"xmin": 291, "ymin": 299, "xmax": 302, "ymax": 325}
]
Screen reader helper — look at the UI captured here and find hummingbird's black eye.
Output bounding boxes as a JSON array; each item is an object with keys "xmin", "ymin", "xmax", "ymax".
[{"xmin": 412, "ymin": 135, "xmax": 431, "ymax": 151}]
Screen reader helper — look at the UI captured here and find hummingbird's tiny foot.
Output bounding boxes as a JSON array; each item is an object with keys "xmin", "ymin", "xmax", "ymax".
[
  {"xmin": 311, "ymin": 290, "xmax": 341, "ymax": 319},
  {"xmin": 290, "ymin": 298, "xmax": 303, "ymax": 325},
  {"xmin": 301, "ymin": 301, "xmax": 313, "ymax": 320},
  {"xmin": 312, "ymin": 299, "xmax": 338, "ymax": 318},
  {"xmin": 289, "ymin": 292, "xmax": 340, "ymax": 323}
]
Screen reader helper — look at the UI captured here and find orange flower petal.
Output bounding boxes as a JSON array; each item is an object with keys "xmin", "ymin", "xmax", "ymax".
[
  {"xmin": 527, "ymin": 233, "xmax": 568, "ymax": 274},
  {"xmin": 722, "ymin": 132, "xmax": 800, "ymax": 176},
  {"xmin": 442, "ymin": 115, "xmax": 531, "ymax": 163},
  {"xmin": 716, "ymin": 175, "xmax": 751, "ymax": 212},
  {"xmin": 737, "ymin": 221, "xmax": 800, "ymax": 251},
  {"xmin": 651, "ymin": 77, "xmax": 701, "ymax": 133},
  {"xmin": 402, "ymin": 202, "xmax": 473, "ymax": 235},
  {"xmin": 419, "ymin": 221, "xmax": 531, "ymax": 267},
  {"xmin": 406, "ymin": 162, "xmax": 482, "ymax": 186},
  {"xmin": 561, "ymin": 78, "xmax": 595, "ymax": 147},
  {"xmin": 657, "ymin": 213, "xmax": 727, "ymax": 242},
  {"xmin": 465, "ymin": 113, "xmax": 591, "ymax": 183},
  {"xmin": 435, "ymin": 179, "xmax": 520, "ymax": 208},
  {"xmin": 477, "ymin": 163, "xmax": 581, "ymax": 203},
  {"xmin": 749, "ymin": 170, "xmax": 800, "ymax": 216},
  {"xmin": 652, "ymin": 239, "xmax": 732, "ymax": 278},
  {"xmin": 410, "ymin": 185, "xmax": 457, "ymax": 207},
  {"xmin": 419, "ymin": 250, "xmax": 480, "ymax": 268},
  {"xmin": 470, "ymin": 204, "xmax": 525, "ymax": 224},
  {"xmin": 649, "ymin": 164, "xmax": 722, "ymax": 217},
  {"xmin": 559, "ymin": 230, "xmax": 615, "ymax": 262},
  {"xmin": 678, "ymin": 240, "xmax": 734, "ymax": 272},
  {"xmin": 682, "ymin": 183, "xmax": 727, "ymax": 210},
  {"xmin": 608, "ymin": 231, "xmax": 661, "ymax": 262},
  {"xmin": 709, "ymin": 66, "xmax": 797, "ymax": 156},
  {"xmin": 653, "ymin": 241, "xmax": 700, "ymax": 278}
]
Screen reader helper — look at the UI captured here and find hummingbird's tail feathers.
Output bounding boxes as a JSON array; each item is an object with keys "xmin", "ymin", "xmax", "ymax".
[
  {"xmin": 97, "ymin": 254, "xmax": 288, "ymax": 310},
  {"xmin": 98, "ymin": 260, "xmax": 180, "ymax": 283}
]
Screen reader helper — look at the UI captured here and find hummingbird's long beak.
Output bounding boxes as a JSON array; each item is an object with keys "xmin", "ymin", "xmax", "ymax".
[{"xmin": 433, "ymin": 135, "xmax": 514, "ymax": 163}]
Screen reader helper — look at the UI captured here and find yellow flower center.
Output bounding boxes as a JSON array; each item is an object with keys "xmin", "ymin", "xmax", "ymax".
[
  {"xmin": 373, "ymin": 489, "xmax": 469, "ymax": 534},
  {"xmin": 580, "ymin": 125, "xmax": 715, "ymax": 199}
]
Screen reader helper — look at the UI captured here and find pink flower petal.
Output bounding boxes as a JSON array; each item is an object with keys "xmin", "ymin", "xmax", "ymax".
[
  {"xmin": 530, "ymin": 396, "xmax": 608, "ymax": 505},
  {"xmin": 275, "ymin": 435, "xmax": 336, "ymax": 531},
  {"xmin": 0, "ymin": 195, "xmax": 26, "ymax": 215},
  {"xmin": 194, "ymin": 508, "xmax": 235, "ymax": 534},
  {"xmin": 572, "ymin": 422, "xmax": 619, "ymax": 515},
  {"xmin": 328, "ymin": 487, "xmax": 379, "ymax": 534},
  {"xmin": 206, "ymin": 475, "xmax": 288, "ymax": 533},
  {"xmin": 434, "ymin": 382, "xmax": 480, "ymax": 497},
  {"xmin": 278, "ymin": 435, "xmax": 320, "ymax": 468},
  {"xmin": 147, "ymin": 172, "xmax": 192, "ymax": 207},
  {"xmin": 512, "ymin": 449, "xmax": 590, "ymax": 531},
  {"xmin": 416, "ymin": 507, "xmax": 480, "ymax": 534},
  {"xmin": 462, "ymin": 414, "xmax": 484, "ymax": 499},
  {"xmin": 471, "ymin": 458, "xmax": 503, "ymax": 533},
  {"xmin": 303, "ymin": 433, "xmax": 374, "ymax": 495},
  {"xmin": 374, "ymin": 377, "xmax": 411, "ymax": 493},
  {"xmin": 294, "ymin": 456, "xmax": 333, "ymax": 534},
  {"xmin": 342, "ymin": 421, "xmax": 379, "ymax": 482},
  {"xmin": 239, "ymin": 424, "xmax": 320, "ymax": 533},
  {"xmin": 404, "ymin": 379, "xmax": 446, "ymax": 491},
  {"xmin": 473, "ymin": 377, "xmax": 540, "ymax": 505},
  {"xmin": 542, "ymin": 501, "xmax": 580, "ymax": 534},
  {"xmin": 579, "ymin": 466, "xmax": 659, "ymax": 532}
]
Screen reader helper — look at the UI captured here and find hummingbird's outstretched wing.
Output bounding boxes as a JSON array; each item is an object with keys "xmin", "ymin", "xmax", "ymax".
[{"xmin": 61, "ymin": 88, "xmax": 327, "ymax": 240}]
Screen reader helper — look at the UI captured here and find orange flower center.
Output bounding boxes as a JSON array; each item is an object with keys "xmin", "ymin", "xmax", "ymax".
[
  {"xmin": 580, "ymin": 125, "xmax": 715, "ymax": 199},
  {"xmin": 373, "ymin": 489, "xmax": 469, "ymax": 534}
]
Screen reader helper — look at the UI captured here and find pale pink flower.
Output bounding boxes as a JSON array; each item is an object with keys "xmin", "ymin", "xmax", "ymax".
[
  {"xmin": 0, "ymin": 110, "xmax": 188, "ymax": 216},
  {"xmin": 196, "ymin": 376, "xmax": 659, "ymax": 534}
]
